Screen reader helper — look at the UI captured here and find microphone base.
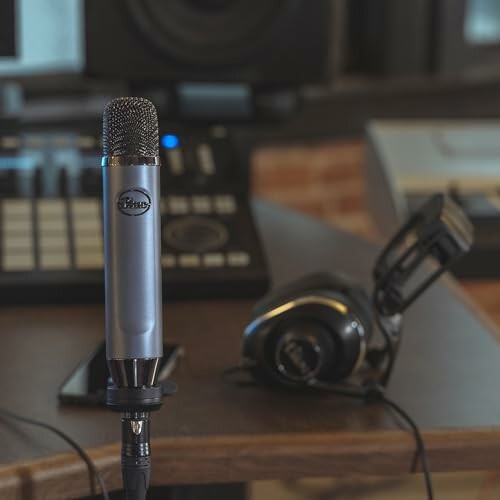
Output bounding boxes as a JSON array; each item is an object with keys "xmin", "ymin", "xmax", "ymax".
[{"xmin": 106, "ymin": 384, "xmax": 164, "ymax": 412}]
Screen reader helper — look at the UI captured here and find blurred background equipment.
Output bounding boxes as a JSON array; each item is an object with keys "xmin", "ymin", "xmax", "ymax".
[
  {"xmin": 1, "ymin": 0, "xmax": 500, "ymax": 303},
  {"xmin": 0, "ymin": 0, "xmax": 16, "ymax": 58},
  {"xmin": 347, "ymin": 0, "xmax": 500, "ymax": 77},
  {"xmin": 85, "ymin": 0, "xmax": 332, "ymax": 84},
  {"xmin": 366, "ymin": 120, "xmax": 500, "ymax": 278},
  {"xmin": 0, "ymin": 124, "xmax": 271, "ymax": 302},
  {"xmin": 270, "ymin": 0, "xmax": 500, "ymax": 140},
  {"xmin": 0, "ymin": 0, "xmax": 82, "ymax": 78},
  {"xmin": 0, "ymin": 0, "xmax": 333, "ymax": 302}
]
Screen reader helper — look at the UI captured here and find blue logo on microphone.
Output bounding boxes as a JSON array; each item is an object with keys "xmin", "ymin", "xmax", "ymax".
[{"xmin": 117, "ymin": 189, "xmax": 151, "ymax": 216}]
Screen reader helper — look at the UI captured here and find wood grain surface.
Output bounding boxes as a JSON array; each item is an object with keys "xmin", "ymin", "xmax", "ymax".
[{"xmin": 0, "ymin": 196, "xmax": 499, "ymax": 499}]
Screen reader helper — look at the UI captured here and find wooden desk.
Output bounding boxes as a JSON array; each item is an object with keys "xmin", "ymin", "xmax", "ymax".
[{"xmin": 0, "ymin": 200, "xmax": 500, "ymax": 499}]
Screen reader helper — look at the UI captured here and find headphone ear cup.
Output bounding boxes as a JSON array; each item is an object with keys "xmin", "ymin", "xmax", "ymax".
[
  {"xmin": 243, "ymin": 271, "xmax": 374, "ymax": 389},
  {"xmin": 243, "ymin": 316, "xmax": 336, "ymax": 389}
]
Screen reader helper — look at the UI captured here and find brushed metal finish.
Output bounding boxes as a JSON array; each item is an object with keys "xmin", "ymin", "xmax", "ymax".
[{"xmin": 103, "ymin": 162, "xmax": 163, "ymax": 361}]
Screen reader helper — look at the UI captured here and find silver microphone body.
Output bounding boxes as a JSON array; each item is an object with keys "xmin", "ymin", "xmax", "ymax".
[
  {"xmin": 102, "ymin": 155, "xmax": 163, "ymax": 387},
  {"xmin": 102, "ymin": 97, "xmax": 163, "ymax": 500}
]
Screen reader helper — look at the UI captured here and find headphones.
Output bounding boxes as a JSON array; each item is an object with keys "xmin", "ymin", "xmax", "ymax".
[
  {"xmin": 242, "ymin": 271, "xmax": 393, "ymax": 391},
  {"xmin": 241, "ymin": 194, "xmax": 474, "ymax": 393}
]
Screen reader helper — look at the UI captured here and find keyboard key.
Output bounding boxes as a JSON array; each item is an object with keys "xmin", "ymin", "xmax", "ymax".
[
  {"xmin": 167, "ymin": 149, "xmax": 184, "ymax": 175},
  {"xmin": 74, "ymin": 234, "xmax": 102, "ymax": 248},
  {"xmin": 39, "ymin": 251, "xmax": 71, "ymax": 270},
  {"xmin": 39, "ymin": 234, "xmax": 69, "ymax": 251},
  {"xmin": 74, "ymin": 218, "xmax": 101, "ymax": 233},
  {"xmin": 3, "ymin": 234, "xmax": 33, "ymax": 252},
  {"xmin": 2, "ymin": 199, "xmax": 31, "ymax": 219},
  {"xmin": 76, "ymin": 251, "xmax": 104, "ymax": 270},
  {"xmin": 161, "ymin": 254, "xmax": 177, "ymax": 268},
  {"xmin": 2, "ymin": 201, "xmax": 33, "ymax": 252},
  {"xmin": 71, "ymin": 198, "xmax": 100, "ymax": 218},
  {"xmin": 2, "ymin": 252, "xmax": 34, "ymax": 271},
  {"xmin": 0, "ymin": 136, "xmax": 21, "ymax": 149},
  {"xmin": 227, "ymin": 251, "xmax": 250, "ymax": 267},
  {"xmin": 197, "ymin": 143, "xmax": 216, "ymax": 175},
  {"xmin": 38, "ymin": 219, "xmax": 67, "ymax": 233},
  {"xmin": 37, "ymin": 199, "xmax": 66, "ymax": 218},
  {"xmin": 168, "ymin": 196, "xmax": 190, "ymax": 215},
  {"xmin": 214, "ymin": 195, "xmax": 237, "ymax": 214},
  {"xmin": 203, "ymin": 253, "xmax": 225, "ymax": 267},
  {"xmin": 3, "ymin": 219, "xmax": 32, "ymax": 234},
  {"xmin": 179, "ymin": 254, "xmax": 200, "ymax": 268},
  {"xmin": 37, "ymin": 200, "xmax": 68, "ymax": 250},
  {"xmin": 77, "ymin": 136, "xmax": 97, "ymax": 150},
  {"xmin": 191, "ymin": 196, "xmax": 212, "ymax": 214}
]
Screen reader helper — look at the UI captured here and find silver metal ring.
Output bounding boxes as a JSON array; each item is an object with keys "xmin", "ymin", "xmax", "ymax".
[{"xmin": 101, "ymin": 156, "xmax": 161, "ymax": 167}]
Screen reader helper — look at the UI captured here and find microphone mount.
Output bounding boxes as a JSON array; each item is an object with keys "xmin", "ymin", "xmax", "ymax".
[
  {"xmin": 106, "ymin": 381, "xmax": 176, "ymax": 500},
  {"xmin": 370, "ymin": 194, "xmax": 473, "ymax": 386},
  {"xmin": 373, "ymin": 193, "xmax": 474, "ymax": 317}
]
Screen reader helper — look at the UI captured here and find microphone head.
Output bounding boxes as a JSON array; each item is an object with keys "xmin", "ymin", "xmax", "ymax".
[{"xmin": 102, "ymin": 97, "xmax": 159, "ymax": 157}]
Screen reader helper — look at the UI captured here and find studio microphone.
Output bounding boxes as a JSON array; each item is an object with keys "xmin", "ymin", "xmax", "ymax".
[{"xmin": 102, "ymin": 97, "xmax": 163, "ymax": 500}]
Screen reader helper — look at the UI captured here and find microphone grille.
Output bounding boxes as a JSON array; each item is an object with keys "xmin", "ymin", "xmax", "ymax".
[{"xmin": 102, "ymin": 97, "xmax": 159, "ymax": 157}]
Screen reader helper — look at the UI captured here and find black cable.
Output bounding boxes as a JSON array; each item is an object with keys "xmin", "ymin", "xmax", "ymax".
[
  {"xmin": 374, "ymin": 311, "xmax": 397, "ymax": 387},
  {"xmin": 378, "ymin": 395, "xmax": 434, "ymax": 500},
  {"xmin": 0, "ymin": 407, "xmax": 110, "ymax": 500},
  {"xmin": 311, "ymin": 382, "xmax": 434, "ymax": 500},
  {"xmin": 371, "ymin": 289, "xmax": 395, "ymax": 385}
]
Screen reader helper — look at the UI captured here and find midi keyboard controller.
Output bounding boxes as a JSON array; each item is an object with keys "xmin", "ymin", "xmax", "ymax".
[{"xmin": 0, "ymin": 123, "xmax": 269, "ymax": 303}]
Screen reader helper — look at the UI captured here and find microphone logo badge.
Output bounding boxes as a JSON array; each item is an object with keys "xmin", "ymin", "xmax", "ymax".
[{"xmin": 117, "ymin": 189, "xmax": 151, "ymax": 216}]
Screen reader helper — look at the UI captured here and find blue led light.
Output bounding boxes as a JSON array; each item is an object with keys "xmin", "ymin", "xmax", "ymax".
[{"xmin": 161, "ymin": 134, "xmax": 180, "ymax": 149}]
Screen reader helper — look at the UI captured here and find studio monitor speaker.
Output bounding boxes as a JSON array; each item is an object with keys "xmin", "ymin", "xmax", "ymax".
[{"xmin": 85, "ymin": 0, "xmax": 332, "ymax": 84}]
